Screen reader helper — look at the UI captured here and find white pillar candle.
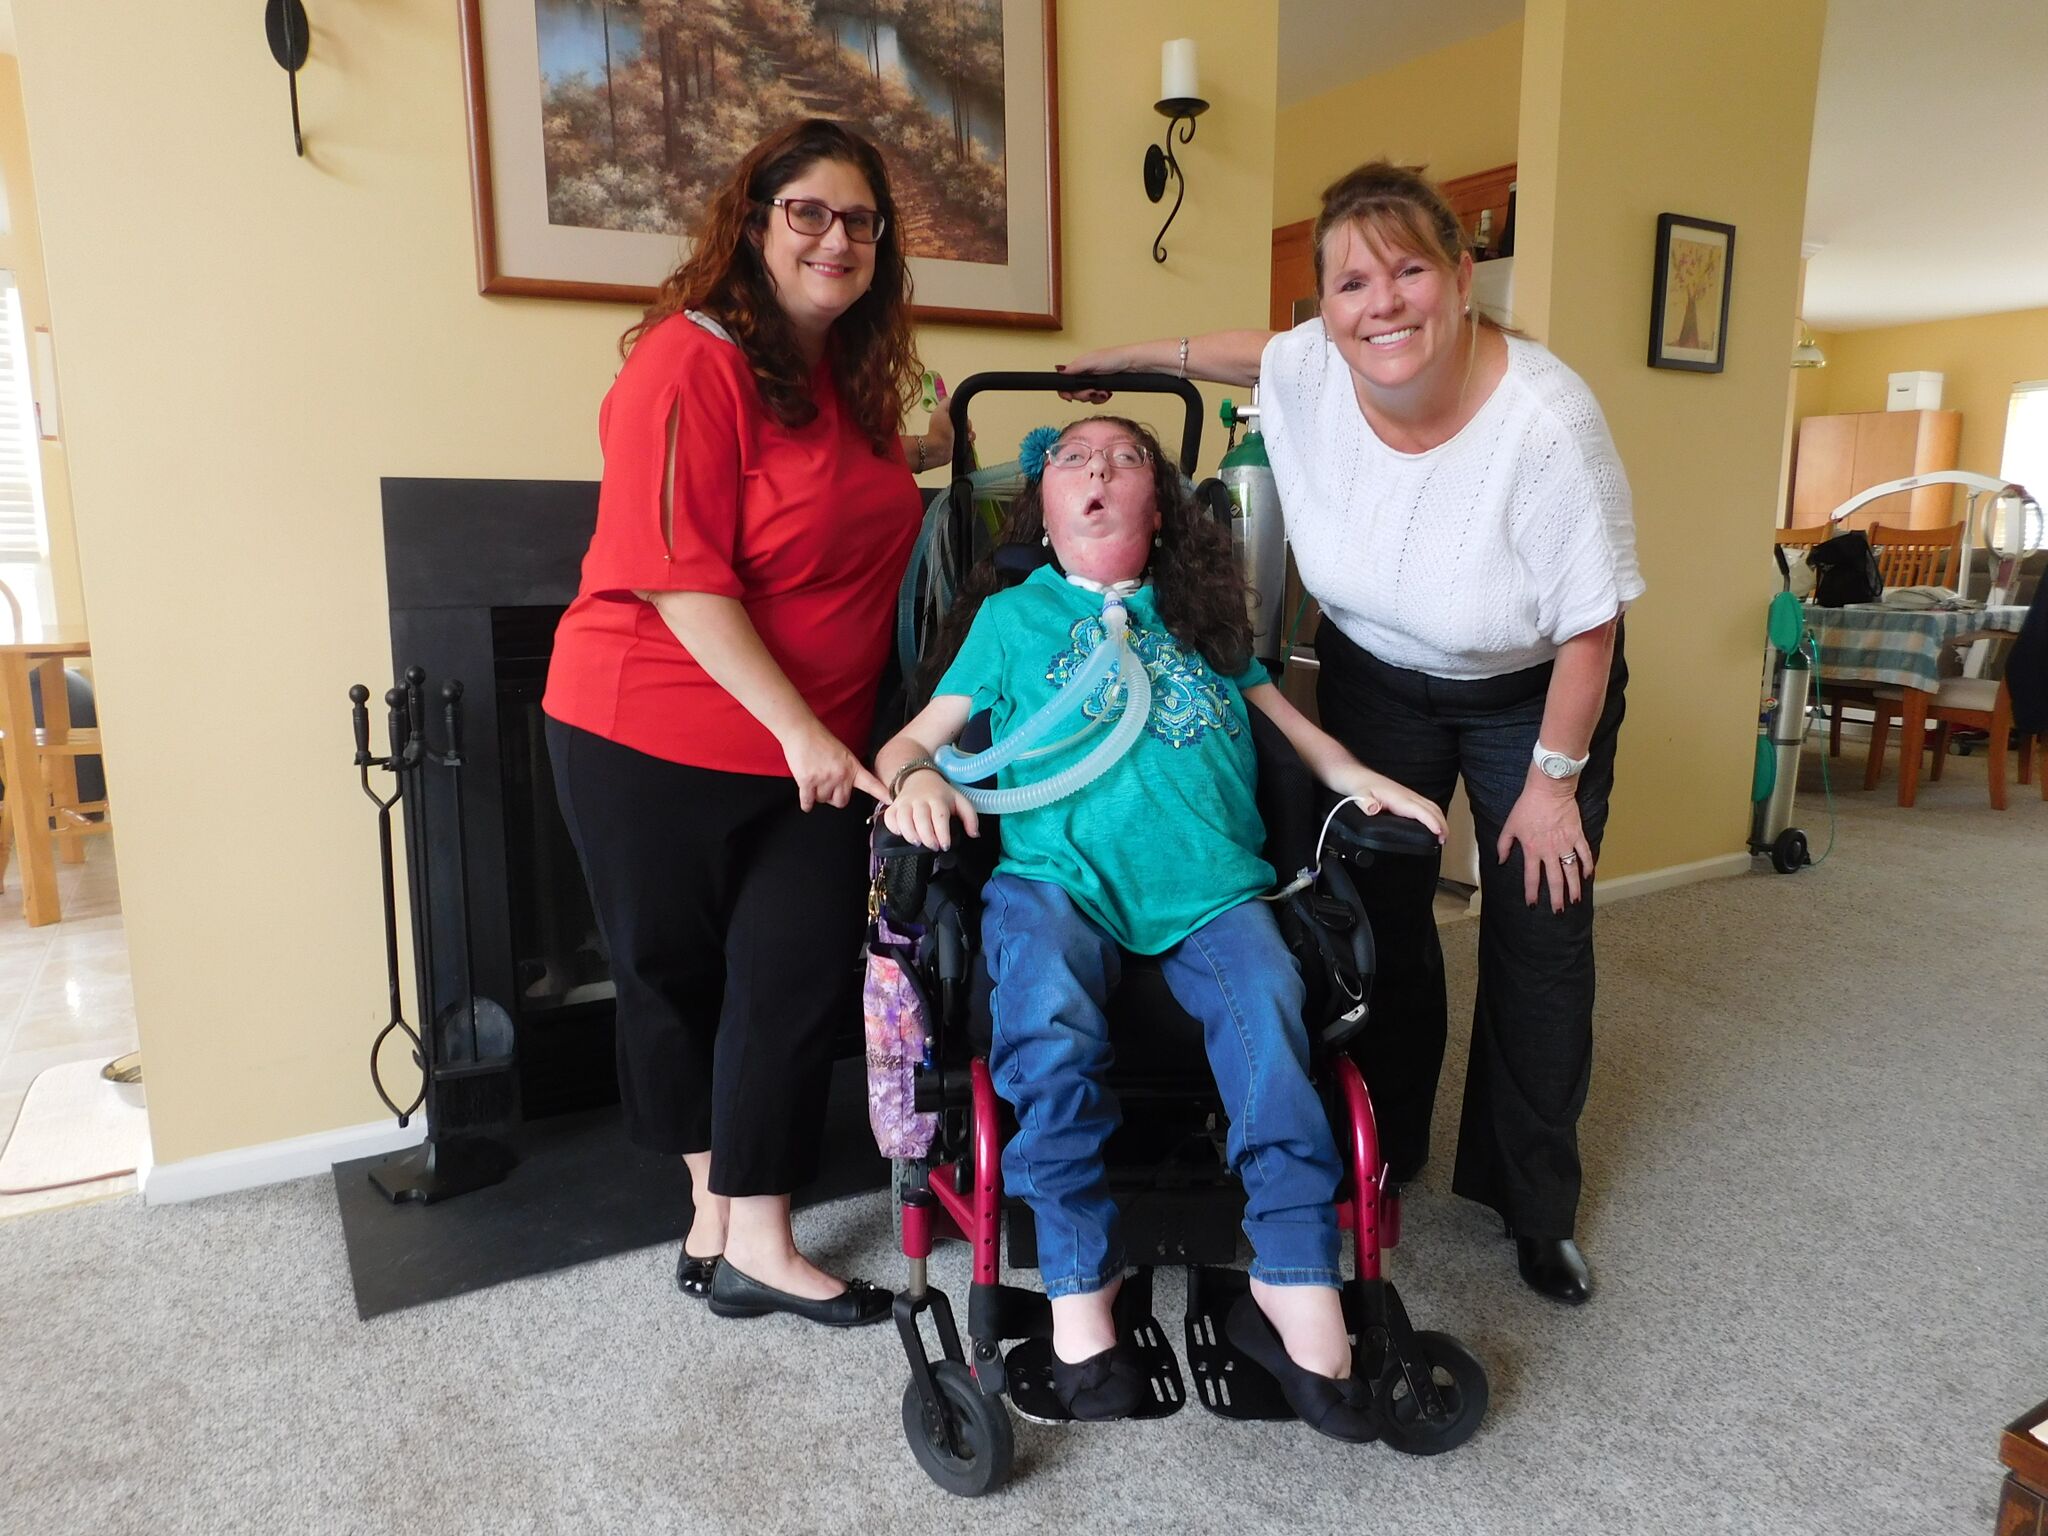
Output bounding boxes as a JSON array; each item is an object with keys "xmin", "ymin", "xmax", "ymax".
[{"xmin": 1161, "ymin": 38, "xmax": 1198, "ymax": 102}]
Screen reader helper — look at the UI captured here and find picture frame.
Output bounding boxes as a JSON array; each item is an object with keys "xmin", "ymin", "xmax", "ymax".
[
  {"xmin": 458, "ymin": 1, "xmax": 1061, "ymax": 329},
  {"xmin": 1647, "ymin": 212, "xmax": 1735, "ymax": 372}
]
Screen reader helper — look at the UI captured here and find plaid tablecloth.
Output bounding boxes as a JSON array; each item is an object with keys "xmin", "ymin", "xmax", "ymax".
[{"xmin": 1806, "ymin": 604, "xmax": 2029, "ymax": 692}]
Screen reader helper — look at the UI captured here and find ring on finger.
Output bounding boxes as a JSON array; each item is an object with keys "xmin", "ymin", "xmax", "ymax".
[{"xmin": 1560, "ymin": 852, "xmax": 1579, "ymax": 865}]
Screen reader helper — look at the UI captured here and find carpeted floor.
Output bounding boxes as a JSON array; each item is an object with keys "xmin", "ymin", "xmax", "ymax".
[{"xmin": 1, "ymin": 747, "xmax": 2042, "ymax": 1534}]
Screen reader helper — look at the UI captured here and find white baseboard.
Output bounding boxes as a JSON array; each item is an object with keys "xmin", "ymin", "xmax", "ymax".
[
  {"xmin": 1593, "ymin": 851, "xmax": 1753, "ymax": 906},
  {"xmin": 1452, "ymin": 850, "xmax": 1753, "ymax": 918},
  {"xmin": 142, "ymin": 1116, "xmax": 426, "ymax": 1206}
]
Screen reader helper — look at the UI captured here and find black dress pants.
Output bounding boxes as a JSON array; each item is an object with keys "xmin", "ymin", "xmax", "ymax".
[
  {"xmin": 545, "ymin": 717, "xmax": 868, "ymax": 1196},
  {"xmin": 1315, "ymin": 622, "xmax": 1628, "ymax": 1239}
]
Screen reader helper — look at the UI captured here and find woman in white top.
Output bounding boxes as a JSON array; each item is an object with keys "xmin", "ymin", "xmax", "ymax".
[{"xmin": 1062, "ymin": 160, "xmax": 1641, "ymax": 1305}]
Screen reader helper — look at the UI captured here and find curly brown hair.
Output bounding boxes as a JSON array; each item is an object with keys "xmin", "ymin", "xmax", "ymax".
[
  {"xmin": 622, "ymin": 119, "xmax": 920, "ymax": 454},
  {"xmin": 916, "ymin": 417, "xmax": 1255, "ymax": 698}
]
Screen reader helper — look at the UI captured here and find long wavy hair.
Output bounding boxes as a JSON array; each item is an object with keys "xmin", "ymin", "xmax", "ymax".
[
  {"xmin": 622, "ymin": 119, "xmax": 919, "ymax": 454},
  {"xmin": 916, "ymin": 417, "xmax": 1254, "ymax": 698}
]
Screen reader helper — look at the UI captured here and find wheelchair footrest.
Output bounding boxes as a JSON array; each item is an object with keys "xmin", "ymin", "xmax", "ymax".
[
  {"xmin": 1003, "ymin": 1305, "xmax": 1186, "ymax": 1424},
  {"xmin": 1181, "ymin": 1266, "xmax": 1296, "ymax": 1422}
]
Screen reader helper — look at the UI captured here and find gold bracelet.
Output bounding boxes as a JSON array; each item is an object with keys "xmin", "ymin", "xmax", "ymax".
[{"xmin": 1177, "ymin": 336, "xmax": 1190, "ymax": 378}]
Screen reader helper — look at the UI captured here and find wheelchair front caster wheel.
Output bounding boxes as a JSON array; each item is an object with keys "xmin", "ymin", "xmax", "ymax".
[
  {"xmin": 1374, "ymin": 1330, "xmax": 1488, "ymax": 1456},
  {"xmin": 902, "ymin": 1360, "xmax": 1014, "ymax": 1497},
  {"xmin": 1770, "ymin": 827, "xmax": 1809, "ymax": 875}
]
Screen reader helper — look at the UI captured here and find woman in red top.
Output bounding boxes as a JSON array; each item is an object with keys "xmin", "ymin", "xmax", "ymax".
[{"xmin": 544, "ymin": 120, "xmax": 946, "ymax": 1328}]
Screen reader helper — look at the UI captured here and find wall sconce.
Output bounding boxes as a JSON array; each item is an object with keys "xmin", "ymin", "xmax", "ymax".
[
  {"xmin": 1144, "ymin": 39, "xmax": 1209, "ymax": 264},
  {"xmin": 1791, "ymin": 324, "xmax": 1827, "ymax": 370},
  {"xmin": 265, "ymin": 0, "xmax": 310, "ymax": 157}
]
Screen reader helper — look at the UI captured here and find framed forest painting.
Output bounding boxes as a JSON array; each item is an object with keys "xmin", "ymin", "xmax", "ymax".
[{"xmin": 460, "ymin": 0, "xmax": 1061, "ymax": 327}]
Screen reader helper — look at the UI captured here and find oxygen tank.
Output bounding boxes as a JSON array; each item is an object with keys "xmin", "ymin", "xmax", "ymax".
[{"xmin": 1218, "ymin": 398, "xmax": 1285, "ymax": 663}]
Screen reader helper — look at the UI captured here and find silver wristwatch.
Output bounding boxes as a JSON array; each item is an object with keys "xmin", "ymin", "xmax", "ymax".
[{"xmin": 1532, "ymin": 741, "xmax": 1589, "ymax": 780}]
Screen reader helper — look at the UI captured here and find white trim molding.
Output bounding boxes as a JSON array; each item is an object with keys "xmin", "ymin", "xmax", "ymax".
[
  {"xmin": 1593, "ymin": 851, "xmax": 1753, "ymax": 906},
  {"xmin": 142, "ymin": 1117, "xmax": 426, "ymax": 1206},
  {"xmin": 1455, "ymin": 850, "xmax": 1753, "ymax": 918}
]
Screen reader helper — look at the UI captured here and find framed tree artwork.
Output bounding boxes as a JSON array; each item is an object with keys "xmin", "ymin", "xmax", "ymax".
[
  {"xmin": 459, "ymin": 0, "xmax": 1061, "ymax": 328},
  {"xmin": 1647, "ymin": 213, "xmax": 1734, "ymax": 372}
]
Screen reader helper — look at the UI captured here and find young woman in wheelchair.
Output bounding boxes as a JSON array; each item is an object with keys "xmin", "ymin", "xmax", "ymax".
[{"xmin": 872, "ymin": 416, "xmax": 1445, "ymax": 1440}]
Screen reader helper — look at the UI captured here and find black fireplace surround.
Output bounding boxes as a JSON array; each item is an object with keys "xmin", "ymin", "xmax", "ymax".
[{"xmin": 379, "ymin": 477, "xmax": 868, "ymax": 1129}]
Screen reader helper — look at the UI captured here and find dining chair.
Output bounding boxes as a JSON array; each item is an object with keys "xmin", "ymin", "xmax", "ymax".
[
  {"xmin": 1773, "ymin": 525, "xmax": 1828, "ymax": 549},
  {"xmin": 1861, "ymin": 627, "xmax": 2046, "ymax": 811},
  {"xmin": 1867, "ymin": 521, "xmax": 1966, "ymax": 590},
  {"xmin": 0, "ymin": 575, "xmax": 112, "ymax": 900}
]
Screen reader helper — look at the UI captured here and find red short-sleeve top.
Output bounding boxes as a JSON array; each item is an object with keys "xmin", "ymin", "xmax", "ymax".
[{"xmin": 543, "ymin": 314, "xmax": 923, "ymax": 774}]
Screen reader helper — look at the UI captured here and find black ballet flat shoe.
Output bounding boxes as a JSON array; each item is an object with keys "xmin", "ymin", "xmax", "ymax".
[
  {"xmin": 706, "ymin": 1259, "xmax": 892, "ymax": 1328},
  {"xmin": 1224, "ymin": 1295, "xmax": 1379, "ymax": 1444},
  {"xmin": 675, "ymin": 1246, "xmax": 720, "ymax": 1300},
  {"xmin": 1512, "ymin": 1235, "xmax": 1593, "ymax": 1305},
  {"xmin": 1048, "ymin": 1341, "xmax": 1150, "ymax": 1422}
]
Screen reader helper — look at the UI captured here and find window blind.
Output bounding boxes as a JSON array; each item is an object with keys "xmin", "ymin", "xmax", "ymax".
[
  {"xmin": 2000, "ymin": 380, "xmax": 2048, "ymax": 547},
  {"xmin": 0, "ymin": 280, "xmax": 43, "ymax": 560}
]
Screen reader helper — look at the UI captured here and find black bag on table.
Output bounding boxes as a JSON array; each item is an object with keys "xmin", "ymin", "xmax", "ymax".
[{"xmin": 1807, "ymin": 530, "xmax": 1883, "ymax": 607}]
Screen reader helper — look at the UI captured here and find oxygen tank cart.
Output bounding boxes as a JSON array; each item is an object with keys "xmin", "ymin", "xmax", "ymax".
[
  {"xmin": 1218, "ymin": 398, "xmax": 1287, "ymax": 666},
  {"xmin": 1750, "ymin": 553, "xmax": 1814, "ymax": 874}
]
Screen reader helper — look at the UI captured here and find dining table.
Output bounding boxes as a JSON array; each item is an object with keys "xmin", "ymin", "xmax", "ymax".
[
  {"xmin": 1804, "ymin": 601, "xmax": 2029, "ymax": 807},
  {"xmin": 0, "ymin": 620, "xmax": 96, "ymax": 926}
]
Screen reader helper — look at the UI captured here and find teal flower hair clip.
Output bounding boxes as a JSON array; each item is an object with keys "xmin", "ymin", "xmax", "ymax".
[{"xmin": 1018, "ymin": 425, "xmax": 1062, "ymax": 484}]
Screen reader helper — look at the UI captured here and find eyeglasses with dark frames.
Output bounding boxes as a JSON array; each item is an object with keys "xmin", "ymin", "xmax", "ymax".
[{"xmin": 766, "ymin": 197, "xmax": 887, "ymax": 244}]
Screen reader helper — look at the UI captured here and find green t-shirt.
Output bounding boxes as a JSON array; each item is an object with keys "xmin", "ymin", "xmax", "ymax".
[{"xmin": 934, "ymin": 565, "xmax": 1272, "ymax": 955}]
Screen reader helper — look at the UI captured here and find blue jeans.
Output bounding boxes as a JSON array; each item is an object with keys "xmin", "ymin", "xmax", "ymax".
[{"xmin": 982, "ymin": 874, "xmax": 1343, "ymax": 1299}]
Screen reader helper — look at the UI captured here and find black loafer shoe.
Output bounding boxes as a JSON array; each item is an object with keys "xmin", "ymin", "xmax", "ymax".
[
  {"xmin": 676, "ymin": 1246, "xmax": 720, "ymax": 1300},
  {"xmin": 706, "ymin": 1260, "xmax": 892, "ymax": 1328},
  {"xmin": 1224, "ymin": 1295, "xmax": 1378, "ymax": 1443},
  {"xmin": 1513, "ymin": 1236, "xmax": 1592, "ymax": 1305},
  {"xmin": 1048, "ymin": 1342, "xmax": 1149, "ymax": 1422}
]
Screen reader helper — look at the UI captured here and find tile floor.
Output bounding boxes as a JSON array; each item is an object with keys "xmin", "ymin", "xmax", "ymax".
[{"xmin": 0, "ymin": 835, "xmax": 141, "ymax": 1217}]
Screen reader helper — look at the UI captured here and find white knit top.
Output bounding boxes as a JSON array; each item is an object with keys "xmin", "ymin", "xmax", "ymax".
[{"xmin": 1259, "ymin": 321, "xmax": 1643, "ymax": 680}]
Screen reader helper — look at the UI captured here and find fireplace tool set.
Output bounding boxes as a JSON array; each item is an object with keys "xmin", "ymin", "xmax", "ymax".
[{"xmin": 349, "ymin": 668, "xmax": 517, "ymax": 1203}]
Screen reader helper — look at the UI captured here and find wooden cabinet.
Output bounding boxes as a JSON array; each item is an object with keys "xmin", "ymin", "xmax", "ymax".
[{"xmin": 1788, "ymin": 409, "xmax": 1962, "ymax": 530}]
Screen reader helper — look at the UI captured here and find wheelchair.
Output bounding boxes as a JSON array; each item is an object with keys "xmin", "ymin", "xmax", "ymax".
[{"xmin": 872, "ymin": 372, "xmax": 1488, "ymax": 1494}]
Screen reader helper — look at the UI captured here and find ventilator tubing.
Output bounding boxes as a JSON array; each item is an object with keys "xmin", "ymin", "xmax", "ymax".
[{"xmin": 937, "ymin": 596, "xmax": 1152, "ymax": 813}]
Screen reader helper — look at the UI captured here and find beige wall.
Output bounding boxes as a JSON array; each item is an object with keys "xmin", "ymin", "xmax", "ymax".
[
  {"xmin": 0, "ymin": 53, "xmax": 82, "ymax": 627},
  {"xmin": 1790, "ymin": 308, "xmax": 2048, "ymax": 480},
  {"xmin": 1517, "ymin": 0, "xmax": 1827, "ymax": 876},
  {"xmin": 16, "ymin": 1, "xmax": 1277, "ymax": 1165},
  {"xmin": 1272, "ymin": 22, "xmax": 1522, "ymax": 228}
]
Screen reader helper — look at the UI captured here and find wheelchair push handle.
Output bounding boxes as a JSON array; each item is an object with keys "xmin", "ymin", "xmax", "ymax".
[{"xmin": 945, "ymin": 371, "xmax": 1208, "ymax": 479}]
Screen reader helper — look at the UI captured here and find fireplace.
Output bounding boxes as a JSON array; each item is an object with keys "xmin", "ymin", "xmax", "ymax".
[{"xmin": 378, "ymin": 478, "xmax": 866, "ymax": 1128}]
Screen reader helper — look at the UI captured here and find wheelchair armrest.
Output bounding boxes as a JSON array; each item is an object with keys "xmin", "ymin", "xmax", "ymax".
[
  {"xmin": 873, "ymin": 824, "xmax": 938, "ymax": 927},
  {"xmin": 1323, "ymin": 802, "xmax": 1444, "ymax": 862}
]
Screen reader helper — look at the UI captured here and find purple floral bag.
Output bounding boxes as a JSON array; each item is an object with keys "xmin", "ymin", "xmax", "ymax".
[{"xmin": 864, "ymin": 850, "xmax": 939, "ymax": 1160}]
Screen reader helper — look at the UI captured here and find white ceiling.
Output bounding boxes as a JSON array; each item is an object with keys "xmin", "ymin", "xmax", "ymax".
[
  {"xmin": 1278, "ymin": 0, "xmax": 2048, "ymax": 333},
  {"xmin": 1277, "ymin": 0, "xmax": 1525, "ymax": 108}
]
